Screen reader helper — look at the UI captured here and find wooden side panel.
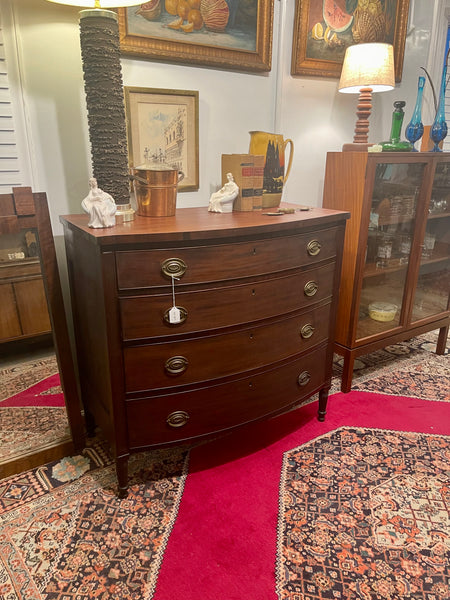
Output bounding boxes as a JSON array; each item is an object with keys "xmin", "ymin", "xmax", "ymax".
[
  {"xmin": 0, "ymin": 282, "xmax": 21, "ymax": 338},
  {"xmin": 0, "ymin": 193, "xmax": 15, "ymax": 216},
  {"xmin": 0, "ymin": 215, "xmax": 19, "ymax": 234},
  {"xmin": 14, "ymin": 278, "xmax": 52, "ymax": 335},
  {"xmin": 63, "ymin": 226, "xmax": 122, "ymax": 455},
  {"xmin": 12, "ymin": 186, "xmax": 35, "ymax": 215},
  {"xmin": 322, "ymin": 152, "xmax": 368, "ymax": 346}
]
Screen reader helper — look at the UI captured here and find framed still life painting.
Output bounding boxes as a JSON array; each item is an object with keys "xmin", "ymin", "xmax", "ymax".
[
  {"xmin": 117, "ymin": 0, "xmax": 274, "ymax": 72},
  {"xmin": 124, "ymin": 87, "xmax": 199, "ymax": 192},
  {"xmin": 291, "ymin": 0, "xmax": 410, "ymax": 81}
]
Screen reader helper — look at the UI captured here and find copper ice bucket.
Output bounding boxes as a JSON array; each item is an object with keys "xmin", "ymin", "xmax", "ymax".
[{"xmin": 131, "ymin": 166, "xmax": 184, "ymax": 217}]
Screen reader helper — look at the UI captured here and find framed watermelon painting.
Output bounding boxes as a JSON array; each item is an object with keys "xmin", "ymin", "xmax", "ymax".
[
  {"xmin": 117, "ymin": 0, "xmax": 274, "ymax": 73},
  {"xmin": 291, "ymin": 0, "xmax": 410, "ymax": 81}
]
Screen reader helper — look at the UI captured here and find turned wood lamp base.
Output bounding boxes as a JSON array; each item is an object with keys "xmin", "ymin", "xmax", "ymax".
[{"xmin": 342, "ymin": 87, "xmax": 373, "ymax": 152}]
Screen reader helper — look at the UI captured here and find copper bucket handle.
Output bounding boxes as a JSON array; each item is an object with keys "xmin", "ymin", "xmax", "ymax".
[{"xmin": 130, "ymin": 170, "xmax": 184, "ymax": 185}]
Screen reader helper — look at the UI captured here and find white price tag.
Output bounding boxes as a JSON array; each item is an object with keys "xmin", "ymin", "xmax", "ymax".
[{"xmin": 168, "ymin": 306, "xmax": 181, "ymax": 324}]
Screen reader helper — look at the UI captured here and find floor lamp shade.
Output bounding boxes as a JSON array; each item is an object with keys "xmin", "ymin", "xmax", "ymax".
[{"xmin": 46, "ymin": 1, "xmax": 141, "ymax": 8}]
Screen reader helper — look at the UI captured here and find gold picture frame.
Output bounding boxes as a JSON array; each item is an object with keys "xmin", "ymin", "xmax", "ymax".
[
  {"xmin": 117, "ymin": 0, "xmax": 274, "ymax": 73},
  {"xmin": 291, "ymin": 0, "xmax": 410, "ymax": 81},
  {"xmin": 124, "ymin": 87, "xmax": 199, "ymax": 192}
]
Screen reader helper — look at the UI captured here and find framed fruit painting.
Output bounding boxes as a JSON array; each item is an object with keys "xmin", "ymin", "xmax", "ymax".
[
  {"xmin": 117, "ymin": 0, "xmax": 274, "ymax": 72},
  {"xmin": 291, "ymin": 0, "xmax": 410, "ymax": 81}
]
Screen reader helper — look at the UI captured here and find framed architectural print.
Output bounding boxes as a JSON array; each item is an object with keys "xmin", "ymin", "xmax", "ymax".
[
  {"xmin": 124, "ymin": 87, "xmax": 199, "ymax": 192},
  {"xmin": 117, "ymin": 0, "xmax": 274, "ymax": 72},
  {"xmin": 291, "ymin": 0, "xmax": 410, "ymax": 81}
]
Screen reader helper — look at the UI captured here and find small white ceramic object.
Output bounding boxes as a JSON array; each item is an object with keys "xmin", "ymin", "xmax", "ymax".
[
  {"xmin": 208, "ymin": 173, "xmax": 239, "ymax": 213},
  {"xmin": 82, "ymin": 177, "xmax": 117, "ymax": 228}
]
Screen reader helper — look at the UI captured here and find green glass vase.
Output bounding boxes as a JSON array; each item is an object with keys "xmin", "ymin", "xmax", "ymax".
[{"xmin": 380, "ymin": 101, "xmax": 413, "ymax": 152}]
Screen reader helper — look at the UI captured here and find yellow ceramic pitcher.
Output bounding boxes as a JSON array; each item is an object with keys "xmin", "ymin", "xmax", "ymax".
[{"xmin": 249, "ymin": 131, "xmax": 294, "ymax": 208}]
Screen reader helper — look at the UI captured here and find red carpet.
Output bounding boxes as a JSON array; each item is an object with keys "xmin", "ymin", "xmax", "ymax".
[
  {"xmin": 1, "ymin": 391, "xmax": 448, "ymax": 599},
  {"xmin": 1, "ymin": 373, "xmax": 65, "ymax": 407},
  {"xmin": 153, "ymin": 392, "xmax": 450, "ymax": 600}
]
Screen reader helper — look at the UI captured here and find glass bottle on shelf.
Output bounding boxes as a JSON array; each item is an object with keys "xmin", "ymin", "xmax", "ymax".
[
  {"xmin": 430, "ymin": 55, "xmax": 448, "ymax": 152},
  {"xmin": 375, "ymin": 232, "xmax": 393, "ymax": 269},
  {"xmin": 405, "ymin": 76, "xmax": 425, "ymax": 151},
  {"xmin": 380, "ymin": 101, "xmax": 413, "ymax": 152}
]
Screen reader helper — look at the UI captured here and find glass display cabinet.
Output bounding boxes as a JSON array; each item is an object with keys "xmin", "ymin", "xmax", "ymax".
[{"xmin": 323, "ymin": 152, "xmax": 450, "ymax": 392}]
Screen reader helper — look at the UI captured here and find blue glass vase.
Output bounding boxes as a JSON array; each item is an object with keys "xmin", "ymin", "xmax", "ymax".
[
  {"xmin": 405, "ymin": 76, "xmax": 425, "ymax": 151},
  {"xmin": 430, "ymin": 63, "xmax": 448, "ymax": 152}
]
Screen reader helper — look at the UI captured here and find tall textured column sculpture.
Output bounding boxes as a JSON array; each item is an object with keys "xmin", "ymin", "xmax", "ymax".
[{"xmin": 79, "ymin": 9, "xmax": 133, "ymax": 218}]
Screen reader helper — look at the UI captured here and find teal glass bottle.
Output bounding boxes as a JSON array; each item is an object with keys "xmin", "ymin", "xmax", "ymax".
[
  {"xmin": 430, "ymin": 62, "xmax": 448, "ymax": 152},
  {"xmin": 405, "ymin": 76, "xmax": 425, "ymax": 151},
  {"xmin": 380, "ymin": 101, "xmax": 413, "ymax": 152}
]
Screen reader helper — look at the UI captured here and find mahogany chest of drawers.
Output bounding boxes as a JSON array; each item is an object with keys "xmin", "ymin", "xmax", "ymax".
[{"xmin": 61, "ymin": 205, "xmax": 348, "ymax": 496}]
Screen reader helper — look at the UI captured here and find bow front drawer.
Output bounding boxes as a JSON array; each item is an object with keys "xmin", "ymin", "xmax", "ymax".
[
  {"xmin": 116, "ymin": 227, "xmax": 339, "ymax": 290},
  {"xmin": 123, "ymin": 302, "xmax": 331, "ymax": 393},
  {"xmin": 120, "ymin": 262, "xmax": 336, "ymax": 341},
  {"xmin": 126, "ymin": 344, "xmax": 328, "ymax": 448}
]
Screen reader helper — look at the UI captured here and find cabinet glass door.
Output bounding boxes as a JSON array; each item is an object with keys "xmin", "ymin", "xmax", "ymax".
[
  {"xmin": 356, "ymin": 161, "xmax": 426, "ymax": 341},
  {"xmin": 411, "ymin": 160, "xmax": 450, "ymax": 321}
]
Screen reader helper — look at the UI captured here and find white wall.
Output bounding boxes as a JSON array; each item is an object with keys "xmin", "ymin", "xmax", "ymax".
[{"xmin": 6, "ymin": 0, "xmax": 449, "ymax": 235}]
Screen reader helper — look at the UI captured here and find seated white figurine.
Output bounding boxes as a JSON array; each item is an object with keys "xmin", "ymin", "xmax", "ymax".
[
  {"xmin": 81, "ymin": 177, "xmax": 117, "ymax": 228},
  {"xmin": 208, "ymin": 172, "xmax": 239, "ymax": 213}
]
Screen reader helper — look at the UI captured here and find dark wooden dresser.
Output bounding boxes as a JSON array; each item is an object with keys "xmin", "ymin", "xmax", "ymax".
[{"xmin": 61, "ymin": 205, "xmax": 348, "ymax": 496}]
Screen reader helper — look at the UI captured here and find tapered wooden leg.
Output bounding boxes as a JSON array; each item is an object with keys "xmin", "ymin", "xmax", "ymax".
[
  {"xmin": 341, "ymin": 352, "xmax": 355, "ymax": 393},
  {"xmin": 436, "ymin": 325, "xmax": 449, "ymax": 355},
  {"xmin": 84, "ymin": 408, "xmax": 96, "ymax": 438},
  {"xmin": 318, "ymin": 388, "xmax": 329, "ymax": 421},
  {"xmin": 116, "ymin": 454, "xmax": 129, "ymax": 498}
]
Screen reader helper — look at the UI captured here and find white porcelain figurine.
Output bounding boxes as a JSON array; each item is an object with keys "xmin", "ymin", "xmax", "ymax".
[
  {"xmin": 82, "ymin": 177, "xmax": 117, "ymax": 228},
  {"xmin": 208, "ymin": 172, "xmax": 239, "ymax": 213}
]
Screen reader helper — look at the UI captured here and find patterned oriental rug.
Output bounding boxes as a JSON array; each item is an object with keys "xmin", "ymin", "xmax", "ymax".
[
  {"xmin": 0, "ymin": 332, "xmax": 448, "ymax": 600},
  {"xmin": 0, "ymin": 357, "xmax": 69, "ymax": 462}
]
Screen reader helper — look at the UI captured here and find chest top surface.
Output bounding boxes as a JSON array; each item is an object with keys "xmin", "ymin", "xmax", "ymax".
[{"xmin": 60, "ymin": 204, "xmax": 349, "ymax": 248}]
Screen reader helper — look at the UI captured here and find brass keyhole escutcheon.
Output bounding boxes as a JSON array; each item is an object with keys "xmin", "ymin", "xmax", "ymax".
[
  {"xmin": 307, "ymin": 239, "xmax": 322, "ymax": 256},
  {"xmin": 166, "ymin": 410, "xmax": 190, "ymax": 428},
  {"xmin": 304, "ymin": 280, "xmax": 318, "ymax": 297},
  {"xmin": 163, "ymin": 306, "xmax": 188, "ymax": 325},
  {"xmin": 161, "ymin": 257, "xmax": 187, "ymax": 279},
  {"xmin": 300, "ymin": 323, "xmax": 315, "ymax": 339},
  {"xmin": 165, "ymin": 356, "xmax": 189, "ymax": 375},
  {"xmin": 297, "ymin": 371, "xmax": 311, "ymax": 387}
]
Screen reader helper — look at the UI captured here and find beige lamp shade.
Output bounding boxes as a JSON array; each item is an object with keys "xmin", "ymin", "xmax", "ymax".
[
  {"xmin": 339, "ymin": 43, "xmax": 395, "ymax": 94},
  {"xmin": 46, "ymin": 0, "xmax": 141, "ymax": 7}
]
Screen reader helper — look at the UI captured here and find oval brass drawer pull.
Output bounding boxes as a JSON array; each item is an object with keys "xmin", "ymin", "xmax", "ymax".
[
  {"xmin": 297, "ymin": 371, "xmax": 311, "ymax": 387},
  {"xmin": 166, "ymin": 410, "xmax": 190, "ymax": 428},
  {"xmin": 163, "ymin": 306, "xmax": 188, "ymax": 325},
  {"xmin": 161, "ymin": 257, "xmax": 187, "ymax": 279},
  {"xmin": 165, "ymin": 355, "xmax": 189, "ymax": 375},
  {"xmin": 304, "ymin": 280, "xmax": 318, "ymax": 297},
  {"xmin": 307, "ymin": 239, "xmax": 322, "ymax": 256},
  {"xmin": 300, "ymin": 323, "xmax": 315, "ymax": 339}
]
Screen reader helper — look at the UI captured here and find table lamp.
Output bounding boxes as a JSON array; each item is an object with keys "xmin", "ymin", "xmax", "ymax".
[
  {"xmin": 339, "ymin": 43, "xmax": 395, "ymax": 152},
  {"xmin": 46, "ymin": 0, "xmax": 141, "ymax": 221}
]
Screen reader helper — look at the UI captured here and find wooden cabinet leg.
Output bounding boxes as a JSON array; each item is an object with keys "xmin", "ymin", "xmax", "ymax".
[
  {"xmin": 84, "ymin": 408, "xmax": 96, "ymax": 438},
  {"xmin": 436, "ymin": 325, "xmax": 449, "ymax": 355},
  {"xmin": 341, "ymin": 353, "xmax": 355, "ymax": 393},
  {"xmin": 318, "ymin": 388, "xmax": 329, "ymax": 421},
  {"xmin": 116, "ymin": 454, "xmax": 129, "ymax": 498}
]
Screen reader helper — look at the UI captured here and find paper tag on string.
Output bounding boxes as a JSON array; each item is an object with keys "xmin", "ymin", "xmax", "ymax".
[
  {"xmin": 168, "ymin": 275, "xmax": 181, "ymax": 323},
  {"xmin": 168, "ymin": 306, "xmax": 181, "ymax": 324}
]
